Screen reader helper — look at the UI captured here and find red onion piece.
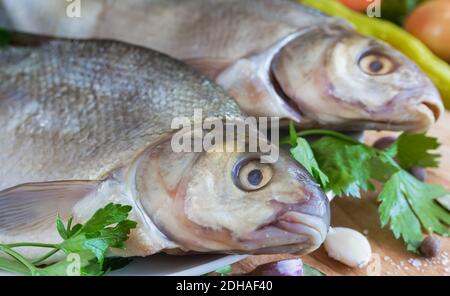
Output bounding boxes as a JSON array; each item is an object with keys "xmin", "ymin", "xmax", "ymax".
[{"xmin": 247, "ymin": 259, "xmax": 303, "ymax": 276}]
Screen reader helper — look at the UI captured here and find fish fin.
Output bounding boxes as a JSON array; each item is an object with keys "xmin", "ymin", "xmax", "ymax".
[
  {"xmin": 183, "ymin": 57, "xmax": 231, "ymax": 80},
  {"xmin": 0, "ymin": 180, "xmax": 99, "ymax": 235}
]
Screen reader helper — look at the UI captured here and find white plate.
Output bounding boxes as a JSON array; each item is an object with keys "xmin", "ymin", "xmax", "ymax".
[
  {"xmin": 110, "ymin": 254, "xmax": 247, "ymax": 276},
  {"xmin": 0, "ymin": 254, "xmax": 247, "ymax": 276}
]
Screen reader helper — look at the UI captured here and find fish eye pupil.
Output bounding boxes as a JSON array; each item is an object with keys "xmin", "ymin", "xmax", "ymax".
[
  {"xmin": 369, "ymin": 60, "xmax": 383, "ymax": 72},
  {"xmin": 247, "ymin": 169, "xmax": 263, "ymax": 186}
]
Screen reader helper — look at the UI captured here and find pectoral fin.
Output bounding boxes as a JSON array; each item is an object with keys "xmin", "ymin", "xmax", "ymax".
[{"xmin": 0, "ymin": 180, "xmax": 99, "ymax": 235}]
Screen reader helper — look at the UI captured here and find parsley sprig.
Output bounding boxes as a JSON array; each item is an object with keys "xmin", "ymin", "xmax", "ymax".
[
  {"xmin": 284, "ymin": 123, "xmax": 450, "ymax": 251},
  {"xmin": 0, "ymin": 203, "xmax": 137, "ymax": 276},
  {"xmin": 0, "ymin": 28, "xmax": 11, "ymax": 47}
]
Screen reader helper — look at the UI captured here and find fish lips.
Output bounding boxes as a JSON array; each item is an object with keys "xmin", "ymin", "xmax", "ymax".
[
  {"xmin": 276, "ymin": 80, "xmax": 444, "ymax": 133},
  {"xmin": 240, "ymin": 189, "xmax": 330, "ymax": 255},
  {"xmin": 357, "ymin": 90, "xmax": 444, "ymax": 133},
  {"xmin": 390, "ymin": 89, "xmax": 444, "ymax": 133},
  {"xmin": 274, "ymin": 190, "xmax": 330, "ymax": 254},
  {"xmin": 274, "ymin": 211, "xmax": 329, "ymax": 253}
]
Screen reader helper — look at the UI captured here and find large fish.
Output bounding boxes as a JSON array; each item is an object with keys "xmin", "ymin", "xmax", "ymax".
[
  {"xmin": 0, "ymin": 0, "xmax": 444, "ymax": 132},
  {"xmin": 0, "ymin": 40, "xmax": 330, "ymax": 260}
]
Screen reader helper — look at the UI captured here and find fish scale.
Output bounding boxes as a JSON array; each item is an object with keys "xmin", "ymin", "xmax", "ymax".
[{"xmin": 0, "ymin": 39, "xmax": 243, "ymax": 190}]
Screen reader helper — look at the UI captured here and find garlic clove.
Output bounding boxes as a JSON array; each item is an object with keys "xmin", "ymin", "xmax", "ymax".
[{"xmin": 324, "ymin": 227, "xmax": 372, "ymax": 268}]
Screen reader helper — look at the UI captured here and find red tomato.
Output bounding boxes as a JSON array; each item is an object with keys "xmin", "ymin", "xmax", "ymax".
[
  {"xmin": 405, "ymin": 0, "xmax": 450, "ymax": 63},
  {"xmin": 339, "ymin": 0, "xmax": 372, "ymax": 12}
]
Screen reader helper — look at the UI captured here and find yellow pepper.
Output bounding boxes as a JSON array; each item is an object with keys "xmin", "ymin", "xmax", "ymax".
[{"xmin": 300, "ymin": 0, "xmax": 450, "ymax": 109}]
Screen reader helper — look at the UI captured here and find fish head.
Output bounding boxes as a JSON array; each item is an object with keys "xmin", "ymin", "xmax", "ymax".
[
  {"xmin": 272, "ymin": 25, "xmax": 443, "ymax": 132},
  {"xmin": 180, "ymin": 148, "xmax": 330, "ymax": 255},
  {"xmin": 135, "ymin": 125, "xmax": 329, "ymax": 255}
]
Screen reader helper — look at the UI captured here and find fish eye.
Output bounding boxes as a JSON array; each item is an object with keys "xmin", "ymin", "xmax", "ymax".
[
  {"xmin": 359, "ymin": 52, "xmax": 395, "ymax": 76},
  {"xmin": 232, "ymin": 157, "xmax": 273, "ymax": 191}
]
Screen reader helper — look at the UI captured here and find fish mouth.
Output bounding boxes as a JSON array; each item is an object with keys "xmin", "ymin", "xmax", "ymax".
[
  {"xmin": 292, "ymin": 98, "xmax": 443, "ymax": 133},
  {"xmin": 388, "ymin": 88, "xmax": 444, "ymax": 132},
  {"xmin": 420, "ymin": 101, "xmax": 442, "ymax": 123},
  {"xmin": 236, "ymin": 213, "xmax": 329, "ymax": 255},
  {"xmin": 240, "ymin": 189, "xmax": 330, "ymax": 255},
  {"xmin": 392, "ymin": 99, "xmax": 443, "ymax": 133},
  {"xmin": 265, "ymin": 181, "xmax": 331, "ymax": 254},
  {"xmin": 408, "ymin": 101, "xmax": 442, "ymax": 133},
  {"xmin": 235, "ymin": 195, "xmax": 330, "ymax": 255},
  {"xmin": 270, "ymin": 68, "xmax": 303, "ymax": 121},
  {"xmin": 275, "ymin": 211, "xmax": 328, "ymax": 252}
]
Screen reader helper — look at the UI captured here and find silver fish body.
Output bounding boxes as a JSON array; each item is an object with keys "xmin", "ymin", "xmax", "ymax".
[
  {"xmin": 0, "ymin": 39, "xmax": 242, "ymax": 189},
  {"xmin": 0, "ymin": 40, "xmax": 330, "ymax": 260},
  {"xmin": 1, "ymin": 0, "xmax": 444, "ymax": 132}
]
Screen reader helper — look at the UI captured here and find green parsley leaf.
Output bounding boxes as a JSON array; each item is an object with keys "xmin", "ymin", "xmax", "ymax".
[
  {"xmin": 378, "ymin": 172, "xmax": 423, "ymax": 250},
  {"xmin": 303, "ymin": 264, "xmax": 325, "ymax": 276},
  {"xmin": 56, "ymin": 214, "xmax": 69, "ymax": 240},
  {"xmin": 68, "ymin": 223, "xmax": 83, "ymax": 238},
  {"xmin": 102, "ymin": 257, "xmax": 133, "ymax": 273},
  {"xmin": 59, "ymin": 204, "xmax": 137, "ymax": 264},
  {"xmin": 379, "ymin": 171, "xmax": 449, "ymax": 250},
  {"xmin": 0, "ymin": 28, "xmax": 11, "ymax": 47},
  {"xmin": 37, "ymin": 251, "xmax": 96, "ymax": 276},
  {"xmin": 81, "ymin": 238, "xmax": 109, "ymax": 264},
  {"xmin": 214, "ymin": 265, "xmax": 232, "ymax": 276},
  {"xmin": 311, "ymin": 136, "xmax": 382, "ymax": 197},
  {"xmin": 80, "ymin": 203, "xmax": 133, "ymax": 234},
  {"xmin": 42, "ymin": 255, "xmax": 133, "ymax": 276},
  {"xmin": 85, "ymin": 220, "xmax": 137, "ymax": 263},
  {"xmin": 0, "ymin": 203, "xmax": 137, "ymax": 276},
  {"xmin": 284, "ymin": 129, "xmax": 450, "ymax": 252},
  {"xmin": 291, "ymin": 138, "xmax": 329, "ymax": 188},
  {"xmin": 367, "ymin": 153, "xmax": 399, "ymax": 183},
  {"xmin": 288, "ymin": 121, "xmax": 298, "ymax": 147},
  {"xmin": 391, "ymin": 133, "xmax": 441, "ymax": 170},
  {"xmin": 80, "ymin": 258, "xmax": 107, "ymax": 276}
]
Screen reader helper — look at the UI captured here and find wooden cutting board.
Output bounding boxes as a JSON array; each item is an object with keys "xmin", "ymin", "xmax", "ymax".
[{"xmin": 231, "ymin": 111, "xmax": 450, "ymax": 276}]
